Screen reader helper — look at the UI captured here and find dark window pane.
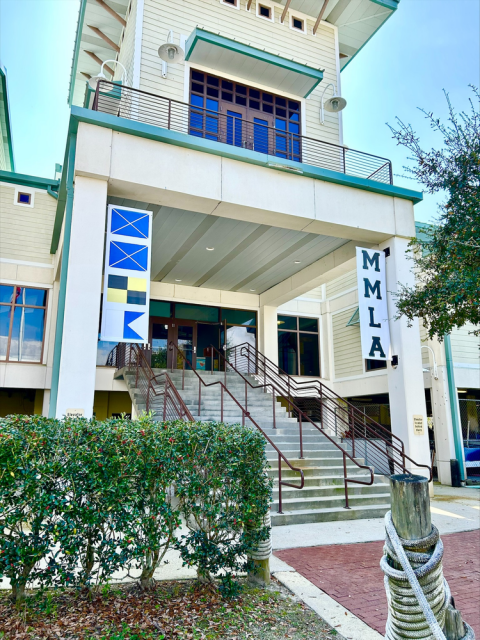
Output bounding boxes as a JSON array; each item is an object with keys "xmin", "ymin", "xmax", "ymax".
[
  {"xmin": 289, "ymin": 122, "xmax": 299, "ymax": 134},
  {"xmin": 222, "ymin": 308, "xmax": 257, "ymax": 326},
  {"xmin": 149, "ymin": 300, "xmax": 172, "ymax": 317},
  {"xmin": 191, "ymin": 82, "xmax": 204, "ymax": 93},
  {"xmin": 263, "ymin": 93, "xmax": 273, "ymax": 103},
  {"xmin": 190, "ymin": 129, "xmax": 203, "ymax": 138},
  {"xmin": 9, "ymin": 307, "xmax": 45, "ymax": 362},
  {"xmin": 262, "ymin": 103, "xmax": 273, "ymax": 113},
  {"xmin": 289, "ymin": 111, "xmax": 299, "ymax": 121},
  {"xmin": 207, "ymin": 75, "xmax": 219, "ymax": 86},
  {"xmin": 190, "ymin": 94, "xmax": 203, "ymax": 107},
  {"xmin": 289, "ymin": 101, "xmax": 299, "ymax": 110},
  {"xmin": 235, "ymin": 95, "xmax": 247, "ymax": 106},
  {"xmin": 299, "ymin": 333, "xmax": 319, "ymax": 376},
  {"xmin": 259, "ymin": 5, "xmax": 270, "ymax": 17},
  {"xmin": 299, "ymin": 317, "xmax": 318, "ymax": 332},
  {"xmin": 192, "ymin": 71, "xmax": 204, "ymax": 82},
  {"xmin": 24, "ymin": 288, "xmax": 47, "ymax": 307},
  {"xmin": 278, "ymin": 315, "xmax": 297, "ymax": 330},
  {"xmin": 206, "ymin": 116, "xmax": 218, "ymax": 133},
  {"xmin": 276, "ymin": 107, "xmax": 286, "ymax": 118},
  {"xmin": 227, "ymin": 110, "xmax": 243, "ymax": 146},
  {"xmin": 249, "ymin": 99, "xmax": 260, "ymax": 110},
  {"xmin": 292, "ymin": 17, "xmax": 303, "ymax": 29},
  {"xmin": 250, "ymin": 89, "xmax": 260, "ymax": 99},
  {"xmin": 276, "ymin": 96, "xmax": 286, "ymax": 107},
  {"xmin": 224, "ymin": 0, "xmax": 236, "ymax": 4},
  {"xmin": 175, "ymin": 303, "xmax": 219, "ymax": 323},
  {"xmin": 275, "ymin": 118, "xmax": 286, "ymax": 130},
  {"xmin": 0, "ymin": 285, "xmax": 14, "ymax": 304},
  {"xmin": 236, "ymin": 85, "xmax": 247, "ymax": 95},
  {"xmin": 222, "ymin": 91, "xmax": 233, "ymax": 101},
  {"xmin": 0, "ymin": 305, "xmax": 11, "ymax": 360},
  {"xmin": 206, "ymin": 98, "xmax": 218, "ymax": 111},
  {"xmin": 151, "ymin": 323, "xmax": 169, "ymax": 368},
  {"xmin": 222, "ymin": 80, "xmax": 233, "ymax": 91},
  {"xmin": 206, "ymin": 86, "xmax": 219, "ymax": 98},
  {"xmin": 278, "ymin": 331, "xmax": 298, "ymax": 375},
  {"xmin": 190, "ymin": 111, "xmax": 203, "ymax": 129},
  {"xmin": 292, "ymin": 138, "xmax": 301, "ymax": 155},
  {"xmin": 253, "ymin": 118, "xmax": 269, "ymax": 154},
  {"xmin": 276, "ymin": 137, "xmax": 286, "ymax": 153},
  {"xmin": 366, "ymin": 359, "xmax": 387, "ymax": 371}
]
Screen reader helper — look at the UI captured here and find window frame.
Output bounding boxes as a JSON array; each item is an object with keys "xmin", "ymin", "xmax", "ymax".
[
  {"xmin": 14, "ymin": 186, "xmax": 35, "ymax": 208},
  {"xmin": 278, "ymin": 314, "xmax": 321, "ymax": 377},
  {"xmin": 220, "ymin": 0, "xmax": 240, "ymax": 9},
  {"xmin": 290, "ymin": 14, "xmax": 306, "ymax": 33},
  {"xmin": 256, "ymin": 1, "xmax": 275, "ymax": 22},
  {"xmin": 0, "ymin": 284, "xmax": 48, "ymax": 364}
]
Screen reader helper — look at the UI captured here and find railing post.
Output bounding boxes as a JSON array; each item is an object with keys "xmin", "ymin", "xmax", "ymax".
[
  {"xmin": 278, "ymin": 453, "xmax": 283, "ymax": 514},
  {"xmin": 221, "ymin": 385, "xmax": 224, "ymax": 423},
  {"xmin": 211, "ymin": 347, "xmax": 213, "ymax": 375},
  {"xmin": 288, "ymin": 378, "xmax": 291, "ymax": 419},
  {"xmin": 245, "ymin": 380, "xmax": 248, "ymax": 414},
  {"xmin": 272, "ymin": 385, "xmax": 276, "ymax": 430},
  {"xmin": 168, "ymin": 99, "xmax": 171, "ymax": 130},
  {"xmin": 389, "ymin": 161, "xmax": 393, "ymax": 185},
  {"xmin": 146, "ymin": 381, "xmax": 150, "ymax": 413},
  {"xmin": 299, "ymin": 412, "xmax": 304, "ymax": 459},
  {"xmin": 343, "ymin": 452, "xmax": 350, "ymax": 509},
  {"xmin": 182, "ymin": 358, "xmax": 185, "ymax": 390},
  {"xmin": 163, "ymin": 384, "xmax": 167, "ymax": 421},
  {"xmin": 350, "ymin": 406, "xmax": 356, "ymax": 458},
  {"xmin": 198, "ymin": 378, "xmax": 202, "ymax": 417}
]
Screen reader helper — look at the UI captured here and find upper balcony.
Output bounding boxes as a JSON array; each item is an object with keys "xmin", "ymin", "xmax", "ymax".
[{"xmin": 91, "ymin": 80, "xmax": 393, "ymax": 185}]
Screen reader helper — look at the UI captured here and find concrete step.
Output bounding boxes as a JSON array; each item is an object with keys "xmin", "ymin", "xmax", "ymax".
[
  {"xmin": 266, "ymin": 449, "xmax": 344, "ymax": 460},
  {"xmin": 272, "ymin": 483, "xmax": 390, "ymax": 500},
  {"xmin": 268, "ymin": 457, "xmax": 365, "ymax": 468},
  {"xmin": 270, "ymin": 503, "xmax": 391, "ymax": 526},
  {"xmin": 273, "ymin": 474, "xmax": 386, "ymax": 488},
  {"xmin": 271, "ymin": 492, "xmax": 390, "ymax": 512}
]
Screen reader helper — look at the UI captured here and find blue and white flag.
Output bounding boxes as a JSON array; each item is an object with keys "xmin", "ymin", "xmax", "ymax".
[{"xmin": 100, "ymin": 206, "xmax": 152, "ymax": 344}]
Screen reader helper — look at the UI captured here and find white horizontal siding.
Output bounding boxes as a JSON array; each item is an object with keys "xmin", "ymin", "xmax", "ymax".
[
  {"xmin": 140, "ymin": 0, "xmax": 340, "ymax": 144},
  {"xmin": 326, "ymin": 269, "xmax": 356, "ymax": 298},
  {"xmin": 117, "ymin": 0, "xmax": 137, "ymax": 86},
  {"xmin": 0, "ymin": 186, "xmax": 56, "ymax": 264},
  {"xmin": 451, "ymin": 324, "xmax": 480, "ymax": 366},
  {"xmin": 332, "ymin": 307, "xmax": 363, "ymax": 379}
]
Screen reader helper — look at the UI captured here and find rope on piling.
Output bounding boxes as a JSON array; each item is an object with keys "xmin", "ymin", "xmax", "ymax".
[{"xmin": 381, "ymin": 511, "xmax": 475, "ymax": 640}]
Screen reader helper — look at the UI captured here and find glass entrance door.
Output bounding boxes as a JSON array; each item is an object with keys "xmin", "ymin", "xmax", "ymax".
[{"xmin": 176, "ymin": 324, "xmax": 195, "ymax": 369}]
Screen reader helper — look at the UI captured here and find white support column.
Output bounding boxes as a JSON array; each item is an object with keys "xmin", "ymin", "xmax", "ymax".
[
  {"xmin": 259, "ymin": 305, "xmax": 278, "ymax": 365},
  {"xmin": 56, "ymin": 177, "xmax": 108, "ymax": 419},
  {"xmin": 428, "ymin": 338, "xmax": 456, "ymax": 485},
  {"xmin": 380, "ymin": 236, "xmax": 431, "ymax": 476}
]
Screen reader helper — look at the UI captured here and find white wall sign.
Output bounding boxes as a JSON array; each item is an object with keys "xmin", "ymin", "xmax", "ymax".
[
  {"xmin": 356, "ymin": 247, "xmax": 390, "ymax": 361},
  {"xmin": 413, "ymin": 415, "xmax": 425, "ymax": 436},
  {"xmin": 100, "ymin": 205, "xmax": 152, "ymax": 344}
]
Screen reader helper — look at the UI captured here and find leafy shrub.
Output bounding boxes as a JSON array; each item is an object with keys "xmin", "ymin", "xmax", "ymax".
[
  {"xmin": 172, "ymin": 421, "xmax": 272, "ymax": 595},
  {"xmin": 0, "ymin": 416, "xmax": 271, "ymax": 600}
]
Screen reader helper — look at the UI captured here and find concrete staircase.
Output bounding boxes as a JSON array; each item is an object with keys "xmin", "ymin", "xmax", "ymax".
[{"xmin": 121, "ymin": 368, "xmax": 391, "ymax": 525}]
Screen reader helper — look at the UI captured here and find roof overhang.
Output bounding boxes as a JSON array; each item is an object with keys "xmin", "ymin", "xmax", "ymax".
[{"xmin": 185, "ymin": 28, "xmax": 324, "ymax": 98}]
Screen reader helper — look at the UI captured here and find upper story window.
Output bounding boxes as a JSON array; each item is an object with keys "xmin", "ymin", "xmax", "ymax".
[
  {"xmin": 278, "ymin": 315, "xmax": 320, "ymax": 377},
  {"xmin": 189, "ymin": 69, "xmax": 301, "ymax": 160},
  {"xmin": 291, "ymin": 15, "xmax": 306, "ymax": 33},
  {"xmin": 221, "ymin": 0, "xmax": 239, "ymax": 7},
  {"xmin": 257, "ymin": 2, "xmax": 274, "ymax": 21},
  {"xmin": 0, "ymin": 285, "xmax": 48, "ymax": 363},
  {"xmin": 14, "ymin": 187, "xmax": 35, "ymax": 208}
]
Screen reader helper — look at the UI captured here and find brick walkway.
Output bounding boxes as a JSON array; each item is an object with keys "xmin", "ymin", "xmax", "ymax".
[{"xmin": 275, "ymin": 529, "xmax": 480, "ymax": 636}]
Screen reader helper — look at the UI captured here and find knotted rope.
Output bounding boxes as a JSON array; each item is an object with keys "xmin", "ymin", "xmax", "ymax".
[{"xmin": 381, "ymin": 511, "xmax": 475, "ymax": 640}]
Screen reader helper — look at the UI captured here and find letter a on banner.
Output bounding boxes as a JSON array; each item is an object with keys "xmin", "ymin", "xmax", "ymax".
[
  {"xmin": 101, "ymin": 206, "xmax": 152, "ymax": 343},
  {"xmin": 356, "ymin": 247, "xmax": 390, "ymax": 360}
]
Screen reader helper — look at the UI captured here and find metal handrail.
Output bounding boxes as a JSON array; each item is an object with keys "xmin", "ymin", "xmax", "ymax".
[
  {"xmin": 168, "ymin": 341, "xmax": 305, "ymax": 513},
  {"xmin": 92, "ymin": 80, "xmax": 393, "ymax": 185},
  {"xmin": 206, "ymin": 343, "xmax": 375, "ymax": 508},
  {"xmin": 223, "ymin": 342, "xmax": 432, "ymax": 481},
  {"xmin": 115, "ymin": 342, "xmax": 194, "ymax": 422}
]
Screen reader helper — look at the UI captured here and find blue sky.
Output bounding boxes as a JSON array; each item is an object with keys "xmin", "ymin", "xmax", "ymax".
[{"xmin": 0, "ymin": 0, "xmax": 478, "ymax": 223}]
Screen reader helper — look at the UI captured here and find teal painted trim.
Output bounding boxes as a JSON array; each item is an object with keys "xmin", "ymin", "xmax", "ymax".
[
  {"xmin": 69, "ymin": 107, "xmax": 423, "ymax": 203},
  {"xmin": 185, "ymin": 28, "xmax": 323, "ymax": 98},
  {"xmin": 49, "ymin": 133, "xmax": 77, "ymax": 418},
  {"xmin": 68, "ymin": 0, "xmax": 88, "ymax": 106},
  {"xmin": 47, "ymin": 185, "xmax": 59, "ymax": 200},
  {"xmin": 444, "ymin": 334, "xmax": 467, "ymax": 481},
  {"xmin": 0, "ymin": 66, "xmax": 15, "ymax": 171},
  {"xmin": 0, "ymin": 170, "xmax": 60, "ymax": 191},
  {"xmin": 342, "ymin": 7, "xmax": 396, "ymax": 72},
  {"xmin": 370, "ymin": 0, "xmax": 399, "ymax": 9}
]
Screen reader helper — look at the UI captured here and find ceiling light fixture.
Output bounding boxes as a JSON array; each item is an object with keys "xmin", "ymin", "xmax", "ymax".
[
  {"xmin": 250, "ymin": 289, "xmax": 256, "ymax": 291},
  {"xmin": 175, "ymin": 279, "xmax": 182, "ymax": 282},
  {"xmin": 206, "ymin": 247, "xmax": 215, "ymax": 251},
  {"xmin": 294, "ymin": 260, "xmax": 301, "ymax": 264}
]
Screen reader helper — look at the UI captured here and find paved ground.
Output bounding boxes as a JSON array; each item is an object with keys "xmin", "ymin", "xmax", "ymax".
[{"xmin": 276, "ymin": 529, "xmax": 480, "ymax": 636}]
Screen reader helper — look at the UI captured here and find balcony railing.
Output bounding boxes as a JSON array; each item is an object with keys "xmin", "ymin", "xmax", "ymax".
[{"xmin": 92, "ymin": 80, "xmax": 393, "ymax": 185}]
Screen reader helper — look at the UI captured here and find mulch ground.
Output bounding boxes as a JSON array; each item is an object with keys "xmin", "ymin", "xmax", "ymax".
[
  {"xmin": 275, "ymin": 529, "xmax": 480, "ymax": 636},
  {"xmin": 0, "ymin": 578, "xmax": 341, "ymax": 640}
]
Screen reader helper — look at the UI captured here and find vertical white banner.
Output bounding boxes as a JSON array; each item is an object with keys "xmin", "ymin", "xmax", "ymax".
[
  {"xmin": 356, "ymin": 247, "xmax": 390, "ymax": 360},
  {"xmin": 100, "ymin": 205, "xmax": 152, "ymax": 343}
]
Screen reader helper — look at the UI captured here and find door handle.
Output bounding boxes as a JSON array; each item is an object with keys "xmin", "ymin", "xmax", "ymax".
[{"xmin": 194, "ymin": 346, "xmax": 197, "ymax": 354}]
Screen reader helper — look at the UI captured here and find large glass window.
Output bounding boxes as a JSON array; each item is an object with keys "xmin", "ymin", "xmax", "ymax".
[
  {"xmin": 278, "ymin": 315, "xmax": 320, "ymax": 377},
  {"xmin": 0, "ymin": 285, "xmax": 48, "ymax": 363}
]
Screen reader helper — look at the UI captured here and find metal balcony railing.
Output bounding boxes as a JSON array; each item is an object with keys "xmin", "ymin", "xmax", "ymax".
[{"xmin": 92, "ymin": 80, "xmax": 393, "ymax": 185}]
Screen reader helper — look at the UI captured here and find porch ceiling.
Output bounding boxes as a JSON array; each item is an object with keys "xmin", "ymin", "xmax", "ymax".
[{"xmin": 108, "ymin": 197, "xmax": 348, "ymax": 294}]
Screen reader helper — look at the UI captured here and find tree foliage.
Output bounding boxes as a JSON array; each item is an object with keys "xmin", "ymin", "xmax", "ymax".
[{"xmin": 388, "ymin": 86, "xmax": 480, "ymax": 339}]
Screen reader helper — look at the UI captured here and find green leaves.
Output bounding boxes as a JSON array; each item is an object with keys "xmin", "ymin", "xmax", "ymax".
[
  {"xmin": 0, "ymin": 416, "xmax": 271, "ymax": 601},
  {"xmin": 388, "ymin": 86, "xmax": 480, "ymax": 340}
]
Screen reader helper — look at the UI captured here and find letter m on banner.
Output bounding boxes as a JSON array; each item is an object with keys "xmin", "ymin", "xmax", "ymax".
[{"xmin": 356, "ymin": 247, "xmax": 391, "ymax": 361}]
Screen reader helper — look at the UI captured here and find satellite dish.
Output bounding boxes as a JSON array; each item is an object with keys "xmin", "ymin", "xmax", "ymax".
[
  {"xmin": 324, "ymin": 95, "xmax": 347, "ymax": 113},
  {"xmin": 158, "ymin": 43, "xmax": 185, "ymax": 63}
]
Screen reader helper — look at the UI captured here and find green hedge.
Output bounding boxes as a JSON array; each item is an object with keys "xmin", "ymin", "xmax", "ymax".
[{"xmin": 0, "ymin": 415, "xmax": 271, "ymax": 600}]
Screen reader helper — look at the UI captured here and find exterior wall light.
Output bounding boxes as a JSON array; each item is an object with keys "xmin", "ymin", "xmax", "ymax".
[
  {"xmin": 88, "ymin": 60, "xmax": 128, "ymax": 90},
  {"xmin": 158, "ymin": 30, "xmax": 185, "ymax": 78},
  {"xmin": 320, "ymin": 83, "xmax": 347, "ymax": 124},
  {"xmin": 421, "ymin": 345, "xmax": 439, "ymax": 380},
  {"xmin": 391, "ymin": 355, "xmax": 399, "ymax": 368}
]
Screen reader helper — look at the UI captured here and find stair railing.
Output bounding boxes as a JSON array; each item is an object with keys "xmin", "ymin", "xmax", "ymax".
[
  {"xmin": 222, "ymin": 342, "xmax": 432, "ymax": 481},
  {"xmin": 115, "ymin": 342, "xmax": 194, "ymax": 422},
  {"xmin": 207, "ymin": 343, "xmax": 377, "ymax": 508},
  {"xmin": 169, "ymin": 341, "xmax": 305, "ymax": 513}
]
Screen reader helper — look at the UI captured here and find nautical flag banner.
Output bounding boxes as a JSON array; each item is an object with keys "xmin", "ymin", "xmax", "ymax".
[
  {"xmin": 100, "ymin": 205, "xmax": 152, "ymax": 344},
  {"xmin": 356, "ymin": 247, "xmax": 391, "ymax": 361}
]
